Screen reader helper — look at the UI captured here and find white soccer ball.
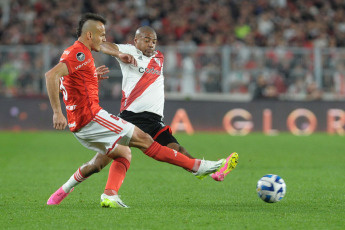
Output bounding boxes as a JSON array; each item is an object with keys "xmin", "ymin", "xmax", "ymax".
[{"xmin": 256, "ymin": 174, "xmax": 286, "ymax": 203}]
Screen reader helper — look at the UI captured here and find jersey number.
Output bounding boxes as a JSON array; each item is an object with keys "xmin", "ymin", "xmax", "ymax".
[{"xmin": 60, "ymin": 77, "xmax": 68, "ymax": 100}]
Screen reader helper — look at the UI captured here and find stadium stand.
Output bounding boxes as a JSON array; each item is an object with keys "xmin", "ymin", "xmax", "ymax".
[{"xmin": 1, "ymin": 0, "xmax": 345, "ymax": 100}]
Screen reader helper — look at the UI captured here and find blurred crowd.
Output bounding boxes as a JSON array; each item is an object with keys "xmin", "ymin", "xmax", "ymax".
[{"xmin": 1, "ymin": 0, "xmax": 345, "ymax": 100}]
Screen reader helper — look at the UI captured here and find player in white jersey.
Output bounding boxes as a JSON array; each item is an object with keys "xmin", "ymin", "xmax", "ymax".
[
  {"xmin": 101, "ymin": 25, "xmax": 237, "ymax": 181},
  {"xmin": 115, "ymin": 42, "xmax": 165, "ymax": 117}
]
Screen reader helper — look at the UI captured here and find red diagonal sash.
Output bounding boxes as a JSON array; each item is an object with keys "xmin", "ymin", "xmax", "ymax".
[{"xmin": 120, "ymin": 51, "xmax": 164, "ymax": 112}]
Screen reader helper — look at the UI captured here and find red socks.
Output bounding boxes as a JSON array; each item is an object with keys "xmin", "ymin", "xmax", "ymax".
[
  {"xmin": 105, "ymin": 142, "xmax": 197, "ymax": 195},
  {"xmin": 144, "ymin": 141, "xmax": 196, "ymax": 171},
  {"xmin": 105, "ymin": 157, "xmax": 130, "ymax": 194}
]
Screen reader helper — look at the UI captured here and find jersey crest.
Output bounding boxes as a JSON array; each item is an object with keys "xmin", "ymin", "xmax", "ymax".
[{"xmin": 76, "ymin": 52, "xmax": 85, "ymax": 61}]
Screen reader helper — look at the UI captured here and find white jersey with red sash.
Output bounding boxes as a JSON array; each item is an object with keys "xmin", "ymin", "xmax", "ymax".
[{"xmin": 115, "ymin": 44, "xmax": 164, "ymax": 117}]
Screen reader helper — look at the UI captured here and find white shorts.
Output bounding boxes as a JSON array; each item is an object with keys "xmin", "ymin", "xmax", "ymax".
[{"xmin": 73, "ymin": 109, "xmax": 134, "ymax": 155}]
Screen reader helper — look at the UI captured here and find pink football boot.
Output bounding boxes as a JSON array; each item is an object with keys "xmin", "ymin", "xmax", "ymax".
[
  {"xmin": 211, "ymin": 152, "xmax": 239, "ymax": 181},
  {"xmin": 47, "ymin": 187, "xmax": 74, "ymax": 205}
]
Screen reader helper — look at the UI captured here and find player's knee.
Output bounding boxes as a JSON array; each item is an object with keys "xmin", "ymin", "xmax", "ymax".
[
  {"xmin": 129, "ymin": 127, "xmax": 154, "ymax": 151},
  {"xmin": 139, "ymin": 132, "xmax": 154, "ymax": 150},
  {"xmin": 121, "ymin": 146, "xmax": 132, "ymax": 162},
  {"xmin": 108, "ymin": 145, "xmax": 132, "ymax": 162}
]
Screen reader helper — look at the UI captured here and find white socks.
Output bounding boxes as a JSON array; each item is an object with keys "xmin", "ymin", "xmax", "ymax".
[{"xmin": 62, "ymin": 168, "xmax": 87, "ymax": 193}]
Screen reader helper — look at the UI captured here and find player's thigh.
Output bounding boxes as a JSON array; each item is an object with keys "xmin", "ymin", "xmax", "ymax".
[{"xmin": 128, "ymin": 126, "xmax": 154, "ymax": 150}]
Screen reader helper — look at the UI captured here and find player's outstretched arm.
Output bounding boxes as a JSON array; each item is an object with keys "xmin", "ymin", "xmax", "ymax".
[
  {"xmin": 100, "ymin": 42, "xmax": 137, "ymax": 66},
  {"xmin": 45, "ymin": 62, "xmax": 69, "ymax": 130},
  {"xmin": 100, "ymin": 41, "xmax": 120, "ymax": 56}
]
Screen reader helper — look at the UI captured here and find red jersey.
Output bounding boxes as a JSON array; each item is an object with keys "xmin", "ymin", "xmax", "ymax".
[{"xmin": 59, "ymin": 41, "xmax": 102, "ymax": 132}]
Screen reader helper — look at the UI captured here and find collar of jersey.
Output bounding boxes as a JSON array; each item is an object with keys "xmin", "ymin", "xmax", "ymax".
[
  {"xmin": 136, "ymin": 48, "xmax": 157, "ymax": 58},
  {"xmin": 76, "ymin": 40, "xmax": 91, "ymax": 53}
]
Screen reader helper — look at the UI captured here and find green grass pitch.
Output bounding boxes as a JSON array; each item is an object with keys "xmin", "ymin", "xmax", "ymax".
[{"xmin": 1, "ymin": 131, "xmax": 345, "ymax": 229}]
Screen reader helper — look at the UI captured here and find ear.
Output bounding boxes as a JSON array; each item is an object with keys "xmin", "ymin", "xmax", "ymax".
[
  {"xmin": 134, "ymin": 37, "xmax": 138, "ymax": 45},
  {"xmin": 86, "ymin": 31, "xmax": 92, "ymax": 40}
]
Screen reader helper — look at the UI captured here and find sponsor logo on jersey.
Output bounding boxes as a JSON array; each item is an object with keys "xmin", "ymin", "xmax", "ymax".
[
  {"xmin": 76, "ymin": 52, "xmax": 85, "ymax": 61},
  {"xmin": 138, "ymin": 67, "xmax": 162, "ymax": 75},
  {"xmin": 75, "ymin": 58, "xmax": 91, "ymax": 70},
  {"xmin": 66, "ymin": 105, "xmax": 77, "ymax": 111},
  {"xmin": 68, "ymin": 122, "xmax": 76, "ymax": 128}
]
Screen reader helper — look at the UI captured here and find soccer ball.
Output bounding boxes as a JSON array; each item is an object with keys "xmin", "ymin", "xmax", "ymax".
[{"xmin": 256, "ymin": 174, "xmax": 286, "ymax": 203}]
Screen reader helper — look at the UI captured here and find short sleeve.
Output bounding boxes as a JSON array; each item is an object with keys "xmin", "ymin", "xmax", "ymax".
[
  {"xmin": 60, "ymin": 49, "xmax": 88, "ymax": 75},
  {"xmin": 116, "ymin": 44, "xmax": 137, "ymax": 55}
]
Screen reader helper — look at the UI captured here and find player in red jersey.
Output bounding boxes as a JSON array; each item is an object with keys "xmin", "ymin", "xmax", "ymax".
[{"xmin": 46, "ymin": 13, "xmax": 227, "ymax": 208}]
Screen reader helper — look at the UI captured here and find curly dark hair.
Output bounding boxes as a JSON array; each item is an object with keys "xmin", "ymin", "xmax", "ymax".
[{"xmin": 76, "ymin": 13, "xmax": 106, "ymax": 37}]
